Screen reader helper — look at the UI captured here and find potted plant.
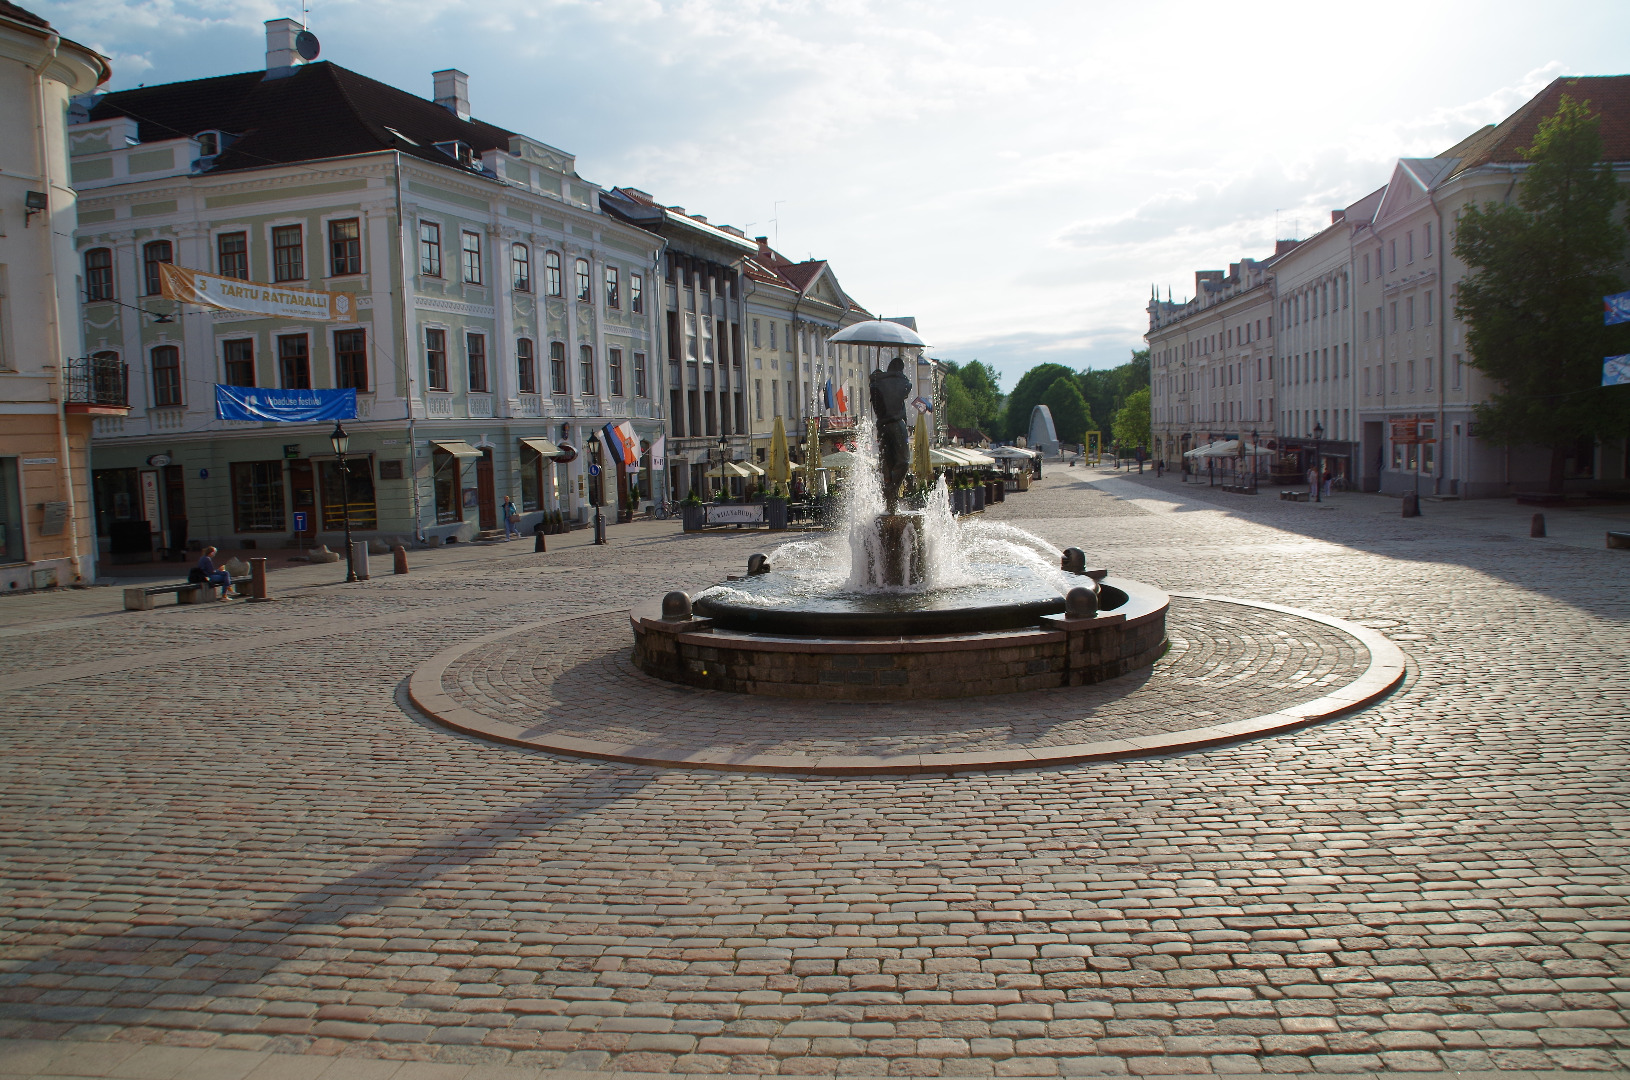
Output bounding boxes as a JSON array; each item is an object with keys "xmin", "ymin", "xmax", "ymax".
[
  {"xmin": 680, "ymin": 492, "xmax": 706, "ymax": 532},
  {"xmin": 765, "ymin": 482, "xmax": 789, "ymax": 530}
]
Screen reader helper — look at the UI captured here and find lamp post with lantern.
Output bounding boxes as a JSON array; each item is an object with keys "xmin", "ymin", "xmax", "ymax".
[
  {"xmin": 715, "ymin": 434, "xmax": 728, "ymax": 500},
  {"xmin": 1312, "ymin": 420, "xmax": 1324, "ymax": 503},
  {"xmin": 329, "ymin": 420, "xmax": 357, "ymax": 582}
]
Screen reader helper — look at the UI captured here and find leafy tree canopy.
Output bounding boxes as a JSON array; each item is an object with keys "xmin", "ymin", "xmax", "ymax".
[
  {"xmin": 1002, "ymin": 362, "xmax": 1075, "ymax": 439},
  {"xmin": 1112, "ymin": 386, "xmax": 1152, "ymax": 450},
  {"xmin": 1041, "ymin": 377, "xmax": 1094, "ymax": 446},
  {"xmin": 1453, "ymin": 94, "xmax": 1629, "ymax": 490},
  {"xmin": 941, "ymin": 359, "xmax": 1004, "ymax": 434}
]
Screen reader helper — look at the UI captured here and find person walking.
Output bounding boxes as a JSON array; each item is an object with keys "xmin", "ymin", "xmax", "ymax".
[
  {"xmin": 1306, "ymin": 466, "xmax": 1319, "ymax": 501},
  {"xmin": 1322, "ymin": 468, "xmax": 1333, "ymax": 498},
  {"xmin": 502, "ymin": 495, "xmax": 520, "ymax": 540}
]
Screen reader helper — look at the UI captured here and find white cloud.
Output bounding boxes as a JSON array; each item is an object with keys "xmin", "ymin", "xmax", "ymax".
[{"xmin": 34, "ymin": 0, "xmax": 1630, "ymax": 375}]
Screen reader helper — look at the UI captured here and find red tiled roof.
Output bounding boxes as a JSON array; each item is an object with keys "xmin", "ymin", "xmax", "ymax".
[
  {"xmin": 1452, "ymin": 75, "xmax": 1630, "ymax": 176},
  {"xmin": 0, "ymin": 1, "xmax": 49, "ymax": 29},
  {"xmin": 87, "ymin": 61, "xmax": 518, "ymax": 175}
]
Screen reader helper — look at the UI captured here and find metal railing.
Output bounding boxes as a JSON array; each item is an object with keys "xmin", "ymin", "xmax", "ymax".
[{"xmin": 64, "ymin": 354, "xmax": 128, "ymax": 408}]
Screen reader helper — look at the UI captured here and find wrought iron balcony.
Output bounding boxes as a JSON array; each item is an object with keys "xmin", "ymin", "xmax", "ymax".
[{"xmin": 64, "ymin": 354, "xmax": 130, "ymax": 413}]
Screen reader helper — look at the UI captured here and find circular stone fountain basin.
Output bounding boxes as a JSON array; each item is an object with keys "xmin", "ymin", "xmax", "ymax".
[
  {"xmin": 633, "ymin": 576, "xmax": 1168, "ymax": 701},
  {"xmin": 692, "ymin": 565, "xmax": 1129, "ymax": 637}
]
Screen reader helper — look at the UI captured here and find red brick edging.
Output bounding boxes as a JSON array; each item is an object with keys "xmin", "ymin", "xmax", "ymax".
[{"xmin": 406, "ymin": 594, "xmax": 1406, "ymax": 775}]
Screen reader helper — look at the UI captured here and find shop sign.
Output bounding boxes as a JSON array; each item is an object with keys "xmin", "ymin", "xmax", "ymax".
[
  {"xmin": 706, "ymin": 504, "xmax": 765, "ymax": 525},
  {"xmin": 139, "ymin": 470, "xmax": 161, "ymax": 531},
  {"xmin": 1390, "ymin": 418, "xmax": 1422, "ymax": 444},
  {"xmin": 39, "ymin": 501, "xmax": 68, "ymax": 536}
]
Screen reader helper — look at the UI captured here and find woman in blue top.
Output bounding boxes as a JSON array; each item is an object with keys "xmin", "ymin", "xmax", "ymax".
[{"xmin": 195, "ymin": 546, "xmax": 233, "ymax": 599}]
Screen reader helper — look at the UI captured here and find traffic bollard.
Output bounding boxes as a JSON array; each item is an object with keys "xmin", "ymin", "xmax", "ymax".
[
  {"xmin": 1531, "ymin": 513, "xmax": 1546, "ymax": 538},
  {"xmin": 393, "ymin": 545, "xmax": 409, "ymax": 574},
  {"xmin": 249, "ymin": 557, "xmax": 269, "ymax": 602},
  {"xmin": 352, "ymin": 540, "xmax": 370, "ymax": 580},
  {"xmin": 534, "ymin": 524, "xmax": 547, "ymax": 553}
]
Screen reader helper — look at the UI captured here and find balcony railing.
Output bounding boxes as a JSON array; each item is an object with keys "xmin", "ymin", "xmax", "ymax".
[{"xmin": 65, "ymin": 355, "xmax": 129, "ymax": 410}]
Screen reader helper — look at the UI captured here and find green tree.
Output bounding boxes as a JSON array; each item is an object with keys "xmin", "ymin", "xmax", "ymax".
[
  {"xmin": 1041, "ymin": 376, "xmax": 1093, "ymax": 446},
  {"xmin": 1076, "ymin": 349, "xmax": 1150, "ymax": 438},
  {"xmin": 1453, "ymin": 94, "xmax": 1629, "ymax": 491},
  {"xmin": 942, "ymin": 360, "xmax": 1004, "ymax": 433},
  {"xmin": 1002, "ymin": 362, "xmax": 1075, "ymax": 439},
  {"xmin": 1112, "ymin": 386, "xmax": 1152, "ymax": 450}
]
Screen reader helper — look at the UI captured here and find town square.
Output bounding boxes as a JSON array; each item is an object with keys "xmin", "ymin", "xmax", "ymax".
[{"xmin": 2, "ymin": 1, "xmax": 1629, "ymax": 1078}]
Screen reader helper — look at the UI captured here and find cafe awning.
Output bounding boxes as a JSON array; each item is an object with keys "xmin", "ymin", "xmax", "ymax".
[
  {"xmin": 519, "ymin": 436, "xmax": 563, "ymax": 458},
  {"xmin": 432, "ymin": 439, "xmax": 483, "ymax": 458}
]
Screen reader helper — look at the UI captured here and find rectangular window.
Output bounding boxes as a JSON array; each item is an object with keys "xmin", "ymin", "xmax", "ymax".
[
  {"xmin": 1363, "ymin": 253, "xmax": 1370, "ymax": 282},
  {"xmin": 511, "ymin": 243, "xmax": 531, "ymax": 292},
  {"xmin": 0, "ymin": 458, "xmax": 22, "ymax": 563},
  {"xmin": 608, "ymin": 347, "xmax": 624, "ymax": 396},
  {"xmin": 216, "ymin": 232, "xmax": 248, "ymax": 280},
  {"xmin": 605, "ymin": 266, "xmax": 620, "ymax": 309},
  {"xmin": 223, "ymin": 338, "xmax": 255, "ymax": 386},
  {"xmin": 320, "ymin": 458, "xmax": 376, "ymax": 531},
  {"xmin": 633, "ymin": 351, "xmax": 647, "ymax": 397},
  {"xmin": 520, "ymin": 444, "xmax": 544, "ymax": 512},
  {"xmin": 579, "ymin": 345, "xmax": 595, "ymax": 395},
  {"xmin": 1363, "ymin": 366, "xmax": 1371, "ymax": 397},
  {"xmin": 467, "ymin": 333, "xmax": 488, "ymax": 392},
  {"xmin": 143, "ymin": 240, "xmax": 172, "ymax": 296},
  {"xmin": 769, "ymin": 322, "xmax": 777, "ymax": 350},
  {"xmin": 425, "ymin": 328, "xmax": 448, "ymax": 391},
  {"xmin": 461, "ymin": 232, "xmax": 482, "ymax": 284},
  {"xmin": 84, "ymin": 248, "xmax": 115, "ymax": 300},
  {"xmin": 1453, "ymin": 354, "xmax": 1463, "ymax": 390},
  {"xmin": 335, "ymin": 328, "xmax": 367, "ymax": 391},
  {"xmin": 1424, "ymin": 223, "xmax": 1433, "ymax": 256},
  {"xmin": 1425, "ymin": 291, "xmax": 1434, "ymax": 324},
  {"xmin": 755, "ymin": 378, "xmax": 764, "ymax": 420},
  {"xmin": 1425, "ymin": 355, "xmax": 1434, "ymax": 393},
  {"xmin": 631, "ymin": 273, "xmax": 644, "ymax": 314},
  {"xmin": 230, "ymin": 461, "xmax": 286, "ymax": 532},
  {"xmin": 433, "ymin": 450, "xmax": 462, "ymax": 525},
  {"xmin": 151, "ymin": 345, "xmax": 182, "ymax": 406},
  {"xmin": 277, "ymin": 334, "xmax": 310, "ymax": 389},
  {"xmin": 1407, "ymin": 296, "xmax": 1415, "ymax": 329},
  {"xmin": 575, "ymin": 258, "xmax": 591, "ymax": 302},
  {"xmin": 545, "ymin": 251, "xmax": 562, "ymax": 296},
  {"xmin": 328, "ymin": 218, "xmax": 361, "ymax": 276},
  {"xmin": 419, "ymin": 222, "xmax": 442, "ymax": 277},
  {"xmin": 1388, "ymin": 239, "xmax": 1397, "ymax": 271},
  {"xmin": 517, "ymin": 338, "xmax": 536, "ymax": 394},
  {"xmin": 1389, "ymin": 302, "xmax": 1398, "ymax": 333},
  {"xmin": 1406, "ymin": 231, "xmax": 1414, "ymax": 264},
  {"xmin": 272, "ymin": 225, "xmax": 303, "ymax": 282},
  {"xmin": 1363, "ymin": 311, "xmax": 1370, "ymax": 340},
  {"xmin": 550, "ymin": 341, "xmax": 567, "ymax": 394}
]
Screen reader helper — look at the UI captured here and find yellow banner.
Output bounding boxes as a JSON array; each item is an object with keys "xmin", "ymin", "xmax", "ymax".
[{"xmin": 159, "ymin": 262, "xmax": 356, "ymax": 322}]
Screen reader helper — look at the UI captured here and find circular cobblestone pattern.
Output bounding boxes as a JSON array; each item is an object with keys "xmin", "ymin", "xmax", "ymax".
[{"xmin": 419, "ymin": 596, "xmax": 1393, "ymax": 771}]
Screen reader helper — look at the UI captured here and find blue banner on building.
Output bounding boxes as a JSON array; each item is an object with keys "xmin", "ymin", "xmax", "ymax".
[
  {"xmin": 1606, "ymin": 290, "xmax": 1630, "ymax": 326},
  {"xmin": 1604, "ymin": 355, "xmax": 1630, "ymax": 387},
  {"xmin": 215, "ymin": 385, "xmax": 357, "ymax": 423}
]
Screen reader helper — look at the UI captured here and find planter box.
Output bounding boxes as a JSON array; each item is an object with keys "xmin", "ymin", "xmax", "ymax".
[
  {"xmin": 765, "ymin": 498, "xmax": 789, "ymax": 530},
  {"xmin": 681, "ymin": 505, "xmax": 707, "ymax": 532}
]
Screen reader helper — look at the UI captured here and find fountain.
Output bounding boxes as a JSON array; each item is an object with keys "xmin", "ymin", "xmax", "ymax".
[{"xmin": 632, "ymin": 321, "xmax": 1169, "ymax": 701}]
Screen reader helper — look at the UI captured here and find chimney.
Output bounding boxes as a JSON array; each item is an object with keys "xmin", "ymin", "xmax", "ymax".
[
  {"xmin": 756, "ymin": 236, "xmax": 770, "ymax": 256},
  {"xmin": 433, "ymin": 69, "xmax": 470, "ymax": 120},
  {"xmin": 264, "ymin": 19, "xmax": 307, "ymax": 79}
]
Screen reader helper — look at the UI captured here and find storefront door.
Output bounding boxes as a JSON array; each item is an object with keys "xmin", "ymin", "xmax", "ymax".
[
  {"xmin": 476, "ymin": 449, "xmax": 497, "ymax": 530},
  {"xmin": 290, "ymin": 460, "xmax": 317, "ymax": 543},
  {"xmin": 164, "ymin": 465, "xmax": 187, "ymax": 553}
]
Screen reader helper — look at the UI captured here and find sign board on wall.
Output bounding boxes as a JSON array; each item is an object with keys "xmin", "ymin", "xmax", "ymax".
[
  {"xmin": 138, "ymin": 470, "xmax": 161, "ymax": 531},
  {"xmin": 1389, "ymin": 418, "xmax": 1421, "ymax": 444},
  {"xmin": 39, "ymin": 502, "xmax": 68, "ymax": 537},
  {"xmin": 706, "ymin": 504, "xmax": 765, "ymax": 525}
]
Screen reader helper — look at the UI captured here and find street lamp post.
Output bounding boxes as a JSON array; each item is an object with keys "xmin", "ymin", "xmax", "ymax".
[
  {"xmin": 330, "ymin": 420, "xmax": 356, "ymax": 582},
  {"xmin": 716, "ymin": 434, "xmax": 728, "ymax": 500},
  {"xmin": 587, "ymin": 430, "xmax": 606, "ymax": 545},
  {"xmin": 1312, "ymin": 420, "xmax": 1325, "ymax": 503}
]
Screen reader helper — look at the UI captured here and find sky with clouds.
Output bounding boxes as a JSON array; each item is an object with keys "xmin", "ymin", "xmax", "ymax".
[{"xmin": 35, "ymin": 0, "xmax": 1630, "ymax": 390}]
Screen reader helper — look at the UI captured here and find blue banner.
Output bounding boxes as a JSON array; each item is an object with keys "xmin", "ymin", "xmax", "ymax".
[
  {"xmin": 1605, "ymin": 291, "xmax": 1630, "ymax": 326},
  {"xmin": 215, "ymin": 385, "xmax": 357, "ymax": 423},
  {"xmin": 1604, "ymin": 355, "xmax": 1630, "ymax": 387}
]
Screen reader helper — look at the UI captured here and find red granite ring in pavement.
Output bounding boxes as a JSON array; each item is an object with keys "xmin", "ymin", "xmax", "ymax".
[{"xmin": 407, "ymin": 594, "xmax": 1405, "ymax": 774}]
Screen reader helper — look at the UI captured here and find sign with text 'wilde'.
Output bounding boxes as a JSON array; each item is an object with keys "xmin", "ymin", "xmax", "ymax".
[
  {"xmin": 160, "ymin": 262, "xmax": 356, "ymax": 322},
  {"xmin": 215, "ymin": 385, "xmax": 357, "ymax": 423}
]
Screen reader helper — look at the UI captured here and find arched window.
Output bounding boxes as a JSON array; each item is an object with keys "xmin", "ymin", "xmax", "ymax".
[
  {"xmin": 545, "ymin": 251, "xmax": 561, "ymax": 296},
  {"xmin": 84, "ymin": 248, "xmax": 114, "ymax": 301},
  {"xmin": 511, "ymin": 243, "xmax": 531, "ymax": 292},
  {"xmin": 142, "ymin": 241, "xmax": 172, "ymax": 296}
]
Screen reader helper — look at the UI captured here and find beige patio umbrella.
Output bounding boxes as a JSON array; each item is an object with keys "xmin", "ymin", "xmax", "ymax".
[
  {"xmin": 912, "ymin": 411, "xmax": 933, "ymax": 485},
  {"xmin": 769, "ymin": 415, "xmax": 790, "ymax": 492}
]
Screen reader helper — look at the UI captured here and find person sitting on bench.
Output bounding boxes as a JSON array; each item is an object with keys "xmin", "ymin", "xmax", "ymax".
[{"xmin": 190, "ymin": 546, "xmax": 233, "ymax": 600}]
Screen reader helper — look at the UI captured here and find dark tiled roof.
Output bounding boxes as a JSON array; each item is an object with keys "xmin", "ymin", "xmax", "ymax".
[
  {"xmin": 86, "ymin": 61, "xmax": 518, "ymax": 175},
  {"xmin": 778, "ymin": 260, "xmax": 826, "ymax": 292},
  {"xmin": 1452, "ymin": 75, "xmax": 1630, "ymax": 177},
  {"xmin": 0, "ymin": 1, "xmax": 49, "ymax": 29}
]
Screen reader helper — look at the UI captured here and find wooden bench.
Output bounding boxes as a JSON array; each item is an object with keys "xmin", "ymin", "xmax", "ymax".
[
  {"xmin": 1608, "ymin": 531, "xmax": 1630, "ymax": 550},
  {"xmin": 125, "ymin": 575, "xmax": 252, "ymax": 611}
]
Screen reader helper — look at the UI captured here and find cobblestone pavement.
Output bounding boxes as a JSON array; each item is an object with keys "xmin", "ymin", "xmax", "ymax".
[
  {"xmin": 437, "ymin": 599, "xmax": 1366, "ymax": 758},
  {"xmin": 1, "ymin": 472, "xmax": 1629, "ymax": 1079}
]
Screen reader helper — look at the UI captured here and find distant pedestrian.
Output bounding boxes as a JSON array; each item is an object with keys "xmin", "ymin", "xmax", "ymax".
[
  {"xmin": 1306, "ymin": 467, "xmax": 1318, "ymax": 500},
  {"xmin": 502, "ymin": 496, "xmax": 520, "ymax": 539},
  {"xmin": 1156, "ymin": 459, "xmax": 1164, "ymax": 478},
  {"xmin": 1322, "ymin": 469, "xmax": 1333, "ymax": 498},
  {"xmin": 192, "ymin": 546, "xmax": 232, "ymax": 599}
]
